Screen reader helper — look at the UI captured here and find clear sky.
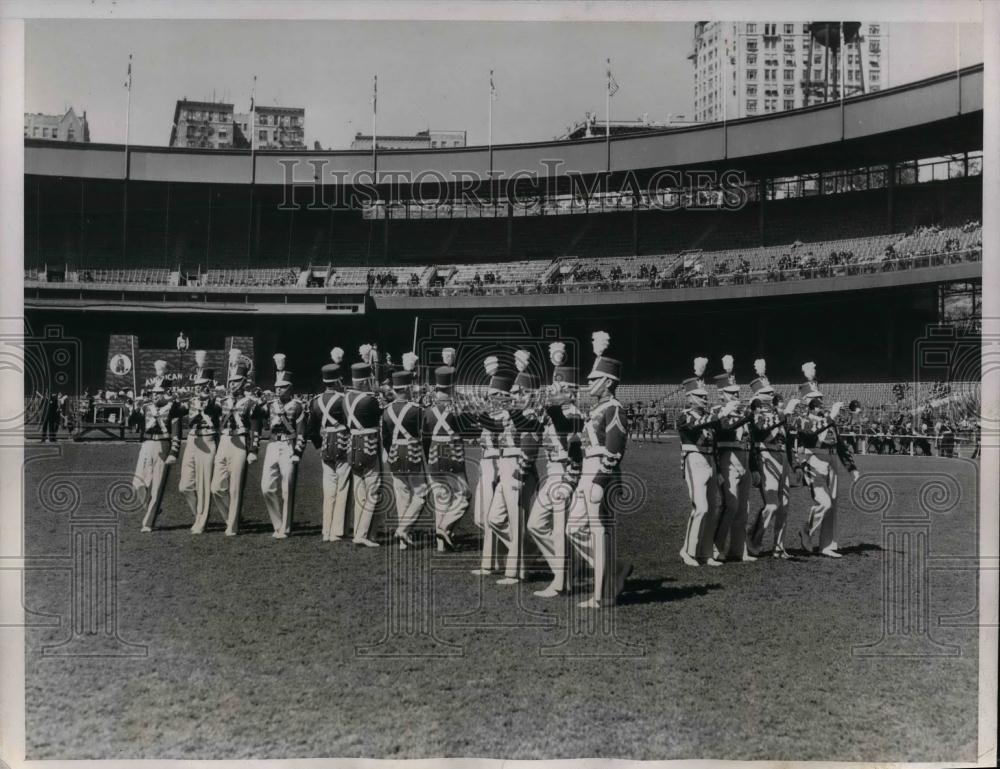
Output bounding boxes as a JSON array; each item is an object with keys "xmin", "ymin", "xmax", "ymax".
[{"xmin": 25, "ymin": 19, "xmax": 984, "ymax": 149}]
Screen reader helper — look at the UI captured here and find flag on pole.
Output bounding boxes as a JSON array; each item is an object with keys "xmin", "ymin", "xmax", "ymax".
[
  {"xmin": 372, "ymin": 74, "xmax": 378, "ymax": 114},
  {"xmin": 607, "ymin": 59, "xmax": 619, "ymax": 97},
  {"xmin": 124, "ymin": 54, "xmax": 132, "ymax": 90},
  {"xmin": 490, "ymin": 69, "xmax": 498, "ymax": 101}
]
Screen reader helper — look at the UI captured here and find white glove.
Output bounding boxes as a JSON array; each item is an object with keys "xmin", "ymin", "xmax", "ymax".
[
  {"xmin": 291, "ymin": 454, "xmax": 300, "ymax": 464},
  {"xmin": 721, "ymin": 400, "xmax": 740, "ymax": 416},
  {"xmin": 830, "ymin": 402, "xmax": 843, "ymax": 420},
  {"xmin": 589, "ymin": 483, "xmax": 604, "ymax": 505},
  {"xmin": 783, "ymin": 398, "xmax": 800, "ymax": 415},
  {"xmin": 247, "ymin": 452, "xmax": 257, "ymax": 465},
  {"xmin": 165, "ymin": 455, "xmax": 177, "ymax": 465},
  {"xmin": 851, "ymin": 469, "xmax": 861, "ymax": 482}
]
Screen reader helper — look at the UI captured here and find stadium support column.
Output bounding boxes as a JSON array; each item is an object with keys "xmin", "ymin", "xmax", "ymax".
[
  {"xmin": 383, "ymin": 202, "xmax": 390, "ymax": 262},
  {"xmin": 506, "ymin": 201, "xmax": 513, "ymax": 259},
  {"xmin": 887, "ymin": 160, "xmax": 896, "ymax": 232},
  {"xmin": 758, "ymin": 179, "xmax": 766, "ymax": 245},
  {"xmin": 631, "ymin": 209, "xmax": 639, "ymax": 254}
]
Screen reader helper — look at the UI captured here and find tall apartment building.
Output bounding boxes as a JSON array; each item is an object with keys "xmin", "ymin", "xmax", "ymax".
[
  {"xmin": 689, "ymin": 21, "xmax": 889, "ymax": 123},
  {"xmin": 169, "ymin": 100, "xmax": 237, "ymax": 149},
  {"xmin": 24, "ymin": 107, "xmax": 90, "ymax": 143},
  {"xmin": 350, "ymin": 129, "xmax": 466, "ymax": 151},
  {"xmin": 233, "ymin": 105, "xmax": 305, "ymax": 150}
]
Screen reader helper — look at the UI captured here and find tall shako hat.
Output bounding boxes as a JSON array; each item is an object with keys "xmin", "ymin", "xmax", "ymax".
[
  {"xmin": 195, "ymin": 368, "xmax": 215, "ymax": 385},
  {"xmin": 800, "ymin": 361, "xmax": 822, "ymax": 400},
  {"xmin": 351, "ymin": 362, "xmax": 372, "ymax": 383},
  {"xmin": 434, "ymin": 366, "xmax": 455, "ymax": 390},
  {"xmin": 588, "ymin": 331, "xmax": 621, "ymax": 381},
  {"xmin": 441, "ymin": 347, "xmax": 456, "ymax": 366},
  {"xmin": 749, "ymin": 358, "xmax": 773, "ymax": 394},
  {"xmin": 682, "ymin": 357, "xmax": 709, "ymax": 396},
  {"xmin": 274, "ymin": 369, "xmax": 293, "ymax": 388},
  {"xmin": 484, "ymin": 355, "xmax": 513, "ymax": 394},
  {"xmin": 229, "ymin": 364, "xmax": 249, "ymax": 383},
  {"xmin": 713, "ymin": 354, "xmax": 740, "ymax": 393},
  {"xmin": 513, "ymin": 349, "xmax": 537, "ymax": 391},
  {"xmin": 552, "ymin": 365, "xmax": 578, "ymax": 387},
  {"xmin": 392, "ymin": 352, "xmax": 418, "ymax": 389},
  {"xmin": 323, "ymin": 347, "xmax": 345, "ymax": 383}
]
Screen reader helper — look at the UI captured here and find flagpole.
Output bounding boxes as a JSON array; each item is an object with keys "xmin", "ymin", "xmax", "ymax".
[
  {"xmin": 247, "ymin": 75, "xmax": 256, "ymax": 262},
  {"xmin": 123, "ymin": 54, "xmax": 132, "ymax": 266},
  {"xmin": 488, "ymin": 70, "xmax": 493, "ymax": 174},
  {"xmin": 372, "ymin": 74, "xmax": 378, "ymax": 184},
  {"xmin": 606, "ymin": 58, "xmax": 612, "ymax": 174}
]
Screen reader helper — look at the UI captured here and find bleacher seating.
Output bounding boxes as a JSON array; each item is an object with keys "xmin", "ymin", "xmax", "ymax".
[
  {"xmin": 75, "ymin": 268, "xmax": 171, "ymax": 285},
  {"xmin": 201, "ymin": 268, "xmax": 301, "ymax": 287}
]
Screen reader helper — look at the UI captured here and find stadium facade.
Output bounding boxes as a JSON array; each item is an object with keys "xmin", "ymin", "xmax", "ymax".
[{"xmin": 23, "ymin": 65, "xmax": 982, "ymax": 392}]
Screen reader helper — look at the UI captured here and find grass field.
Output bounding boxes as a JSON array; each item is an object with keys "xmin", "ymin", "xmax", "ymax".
[{"xmin": 23, "ymin": 439, "xmax": 979, "ymax": 761}]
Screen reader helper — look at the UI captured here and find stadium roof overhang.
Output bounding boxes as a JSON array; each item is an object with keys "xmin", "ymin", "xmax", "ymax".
[{"xmin": 25, "ymin": 64, "xmax": 982, "ymax": 198}]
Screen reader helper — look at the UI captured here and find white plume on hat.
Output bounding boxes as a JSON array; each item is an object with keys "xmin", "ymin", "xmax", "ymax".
[
  {"xmin": 548, "ymin": 342, "xmax": 566, "ymax": 365},
  {"xmin": 754, "ymin": 358, "xmax": 767, "ymax": 377},
  {"xmin": 330, "ymin": 347, "xmax": 344, "ymax": 364},
  {"xmin": 592, "ymin": 331, "xmax": 610, "ymax": 357},
  {"xmin": 693, "ymin": 357, "xmax": 708, "ymax": 377},
  {"xmin": 359, "ymin": 344, "xmax": 373, "ymax": 362},
  {"xmin": 194, "ymin": 349, "xmax": 207, "ymax": 365},
  {"xmin": 514, "ymin": 349, "xmax": 531, "ymax": 372},
  {"xmin": 402, "ymin": 352, "xmax": 418, "ymax": 372},
  {"xmin": 802, "ymin": 361, "xmax": 817, "ymax": 381},
  {"xmin": 273, "ymin": 353, "xmax": 286, "ymax": 370},
  {"xmin": 228, "ymin": 348, "xmax": 242, "ymax": 363},
  {"xmin": 442, "ymin": 347, "xmax": 456, "ymax": 366},
  {"xmin": 722, "ymin": 354, "xmax": 734, "ymax": 374},
  {"xmin": 154, "ymin": 360, "xmax": 167, "ymax": 376},
  {"xmin": 484, "ymin": 355, "xmax": 499, "ymax": 376}
]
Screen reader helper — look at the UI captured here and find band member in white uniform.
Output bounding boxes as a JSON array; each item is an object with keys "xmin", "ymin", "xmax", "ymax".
[
  {"xmin": 470, "ymin": 356, "xmax": 506, "ymax": 576},
  {"xmin": 567, "ymin": 331, "xmax": 632, "ymax": 608},
  {"xmin": 133, "ymin": 362, "xmax": 183, "ymax": 531},
  {"xmin": 180, "ymin": 367, "xmax": 222, "ymax": 533},
  {"xmin": 259, "ymin": 365, "xmax": 306, "ymax": 538},
  {"xmin": 210, "ymin": 363, "xmax": 260, "ymax": 535}
]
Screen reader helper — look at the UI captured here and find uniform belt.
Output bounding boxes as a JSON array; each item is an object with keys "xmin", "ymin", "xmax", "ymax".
[
  {"xmin": 584, "ymin": 446, "xmax": 609, "ymax": 458},
  {"xmin": 323, "ymin": 426, "xmax": 347, "ymax": 434},
  {"xmin": 148, "ymin": 434, "xmax": 171, "ymax": 441},
  {"xmin": 351, "ymin": 427, "xmax": 378, "ymax": 435},
  {"xmin": 431, "ymin": 435, "xmax": 455, "ymax": 443},
  {"xmin": 716, "ymin": 442, "xmax": 747, "ymax": 450},
  {"xmin": 221, "ymin": 427, "xmax": 247, "ymax": 436},
  {"xmin": 680, "ymin": 443, "xmax": 713, "ymax": 454},
  {"xmin": 190, "ymin": 430, "xmax": 217, "ymax": 438},
  {"xmin": 754, "ymin": 442, "xmax": 784, "ymax": 452},
  {"xmin": 392, "ymin": 437, "xmax": 417, "ymax": 446},
  {"xmin": 501, "ymin": 447, "xmax": 523, "ymax": 457},
  {"xmin": 482, "ymin": 448, "xmax": 500, "ymax": 458},
  {"xmin": 271, "ymin": 432, "xmax": 296, "ymax": 442},
  {"xmin": 547, "ymin": 451, "xmax": 570, "ymax": 463}
]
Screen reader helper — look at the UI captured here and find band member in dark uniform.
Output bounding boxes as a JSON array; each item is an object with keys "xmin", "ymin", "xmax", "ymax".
[
  {"xmin": 344, "ymin": 359, "xmax": 383, "ymax": 547},
  {"xmin": 423, "ymin": 365, "xmax": 472, "ymax": 551},
  {"xmin": 382, "ymin": 353, "xmax": 427, "ymax": 549},
  {"xmin": 307, "ymin": 349, "xmax": 352, "ymax": 542},
  {"xmin": 133, "ymin": 368, "xmax": 184, "ymax": 532}
]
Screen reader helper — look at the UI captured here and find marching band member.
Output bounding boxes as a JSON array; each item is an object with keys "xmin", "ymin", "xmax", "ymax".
[
  {"xmin": 133, "ymin": 362, "xmax": 183, "ymax": 532},
  {"xmin": 344, "ymin": 352, "xmax": 383, "ymax": 547},
  {"xmin": 567, "ymin": 331, "xmax": 631, "ymax": 608},
  {"xmin": 793, "ymin": 363, "xmax": 860, "ymax": 558},
  {"xmin": 210, "ymin": 363, "xmax": 260, "ymax": 536},
  {"xmin": 190, "ymin": 349, "xmax": 209, "ymax": 389},
  {"xmin": 526, "ymin": 357, "xmax": 584, "ymax": 597},
  {"xmin": 259, "ymin": 364, "xmax": 306, "ymax": 539},
  {"xmin": 308, "ymin": 348, "xmax": 352, "ymax": 543},
  {"xmin": 482, "ymin": 355, "xmax": 531, "ymax": 585},
  {"xmin": 382, "ymin": 352, "xmax": 427, "ymax": 549},
  {"xmin": 423, "ymin": 365, "xmax": 471, "ymax": 551},
  {"xmin": 712, "ymin": 355, "xmax": 756, "ymax": 562},
  {"xmin": 470, "ymin": 356, "xmax": 506, "ymax": 576},
  {"xmin": 746, "ymin": 360, "xmax": 798, "ymax": 558},
  {"xmin": 180, "ymin": 366, "xmax": 222, "ymax": 534},
  {"xmin": 676, "ymin": 357, "xmax": 733, "ymax": 566}
]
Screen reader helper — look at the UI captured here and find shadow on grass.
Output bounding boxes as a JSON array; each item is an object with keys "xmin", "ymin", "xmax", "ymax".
[{"xmin": 617, "ymin": 578, "xmax": 723, "ymax": 606}]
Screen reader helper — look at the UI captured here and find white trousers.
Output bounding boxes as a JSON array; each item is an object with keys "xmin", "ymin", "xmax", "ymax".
[
  {"xmin": 681, "ymin": 451, "xmax": 718, "ymax": 559},
  {"xmin": 803, "ymin": 453, "xmax": 836, "ymax": 551},
  {"xmin": 428, "ymin": 471, "xmax": 469, "ymax": 536},
  {"xmin": 393, "ymin": 471, "xmax": 428, "ymax": 537},
  {"xmin": 487, "ymin": 456, "xmax": 526, "ymax": 579},
  {"xmin": 526, "ymin": 461, "xmax": 571, "ymax": 591},
  {"xmin": 748, "ymin": 449, "xmax": 790, "ymax": 552},
  {"xmin": 474, "ymin": 455, "xmax": 500, "ymax": 571},
  {"xmin": 350, "ymin": 465, "xmax": 380, "ymax": 541},
  {"xmin": 321, "ymin": 459, "xmax": 352, "ymax": 540},
  {"xmin": 134, "ymin": 439, "xmax": 172, "ymax": 529},
  {"xmin": 715, "ymin": 449, "xmax": 751, "ymax": 559},
  {"xmin": 210, "ymin": 434, "xmax": 250, "ymax": 534},
  {"xmin": 566, "ymin": 456, "xmax": 615, "ymax": 603},
  {"xmin": 260, "ymin": 440, "xmax": 296, "ymax": 534},
  {"xmin": 180, "ymin": 435, "xmax": 218, "ymax": 531}
]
